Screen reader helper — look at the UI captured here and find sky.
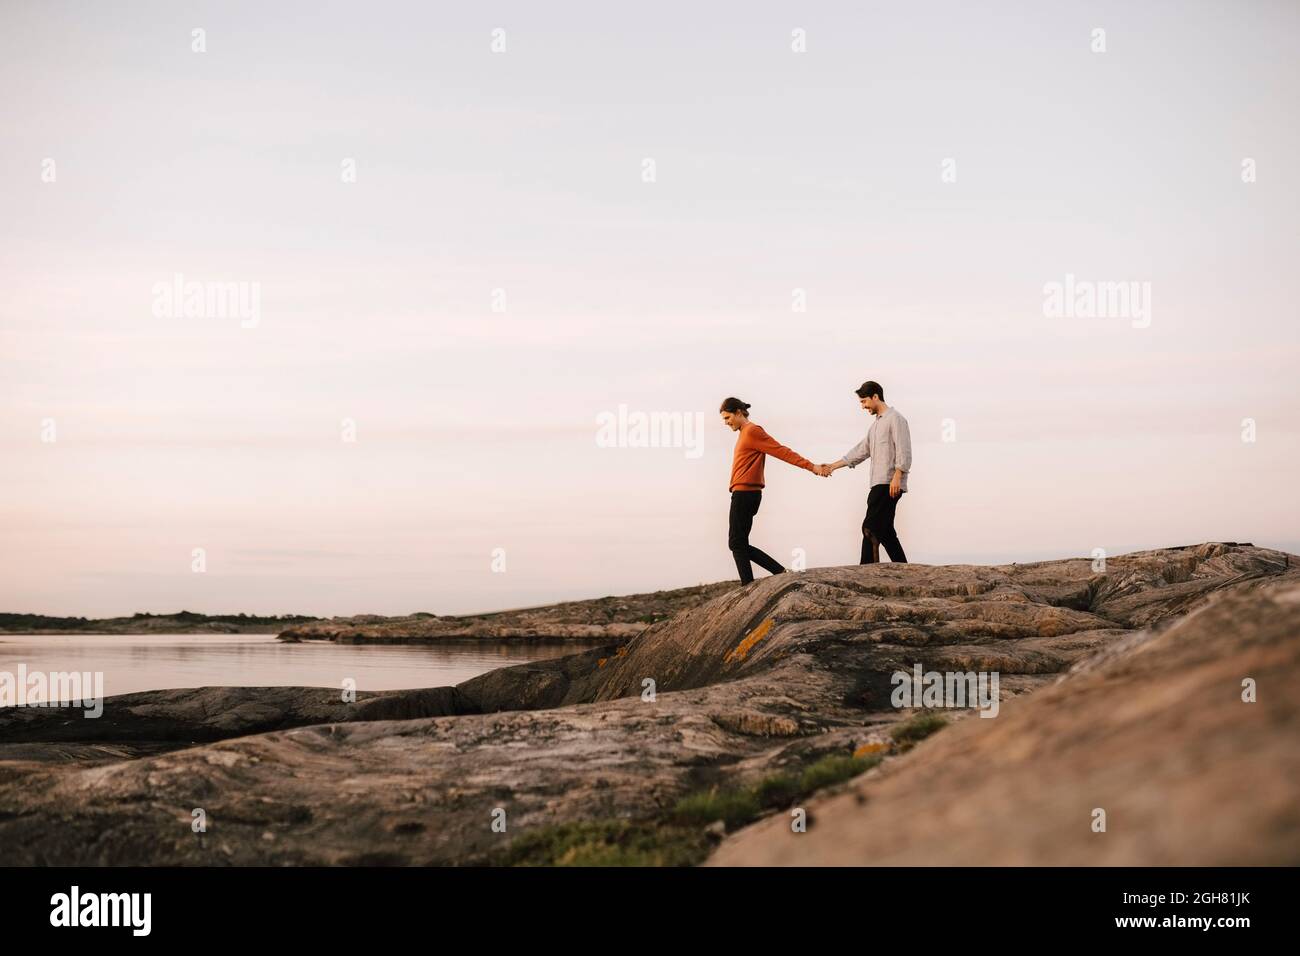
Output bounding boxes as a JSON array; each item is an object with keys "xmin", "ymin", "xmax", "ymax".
[{"xmin": 2, "ymin": 0, "xmax": 1297, "ymax": 617}]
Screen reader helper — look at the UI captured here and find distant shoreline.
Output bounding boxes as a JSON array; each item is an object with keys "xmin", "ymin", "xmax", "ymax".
[
  {"xmin": 0, "ymin": 628, "xmax": 286, "ymax": 636},
  {"xmin": 0, "ymin": 612, "xmax": 317, "ymax": 636}
]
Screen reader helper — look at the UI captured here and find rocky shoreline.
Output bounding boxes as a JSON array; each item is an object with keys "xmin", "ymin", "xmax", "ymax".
[
  {"xmin": 0, "ymin": 543, "xmax": 1295, "ymax": 865},
  {"xmin": 275, "ymin": 581, "xmax": 734, "ymax": 644}
]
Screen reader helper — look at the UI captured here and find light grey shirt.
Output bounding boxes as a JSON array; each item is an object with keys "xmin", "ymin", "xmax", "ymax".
[{"xmin": 841, "ymin": 407, "xmax": 912, "ymax": 492}]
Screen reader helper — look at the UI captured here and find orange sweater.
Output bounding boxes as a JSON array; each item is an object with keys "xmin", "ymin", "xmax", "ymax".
[{"xmin": 729, "ymin": 422, "xmax": 815, "ymax": 491}]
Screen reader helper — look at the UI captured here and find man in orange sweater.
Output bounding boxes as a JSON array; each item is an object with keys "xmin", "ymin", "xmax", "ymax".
[{"xmin": 719, "ymin": 396, "xmax": 821, "ymax": 584}]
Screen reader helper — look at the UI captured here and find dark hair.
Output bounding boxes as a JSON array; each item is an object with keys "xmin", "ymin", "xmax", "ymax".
[
  {"xmin": 719, "ymin": 397, "xmax": 751, "ymax": 414},
  {"xmin": 854, "ymin": 380, "xmax": 884, "ymax": 401}
]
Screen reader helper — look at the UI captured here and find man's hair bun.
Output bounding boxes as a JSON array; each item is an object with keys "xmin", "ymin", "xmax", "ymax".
[{"xmin": 719, "ymin": 397, "xmax": 751, "ymax": 414}]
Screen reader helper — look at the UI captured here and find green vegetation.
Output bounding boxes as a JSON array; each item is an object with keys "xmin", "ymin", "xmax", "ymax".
[
  {"xmin": 672, "ymin": 752, "xmax": 883, "ymax": 830},
  {"xmin": 799, "ymin": 754, "xmax": 880, "ymax": 791},
  {"xmin": 488, "ymin": 751, "xmax": 886, "ymax": 867},
  {"xmin": 673, "ymin": 787, "xmax": 762, "ymax": 829},
  {"xmin": 129, "ymin": 611, "xmax": 317, "ymax": 624},
  {"xmin": 0, "ymin": 613, "xmax": 95, "ymax": 630},
  {"xmin": 0, "ymin": 611, "xmax": 318, "ymax": 631},
  {"xmin": 889, "ymin": 711, "xmax": 949, "ymax": 752},
  {"xmin": 488, "ymin": 819, "xmax": 710, "ymax": 867}
]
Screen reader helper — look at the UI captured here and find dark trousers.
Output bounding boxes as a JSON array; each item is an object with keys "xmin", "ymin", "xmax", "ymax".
[
  {"xmin": 861, "ymin": 483, "xmax": 907, "ymax": 564},
  {"xmin": 728, "ymin": 490, "xmax": 785, "ymax": 584}
]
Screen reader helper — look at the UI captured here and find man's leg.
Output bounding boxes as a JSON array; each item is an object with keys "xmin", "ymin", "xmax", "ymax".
[
  {"xmin": 744, "ymin": 491, "xmax": 786, "ymax": 575},
  {"xmin": 860, "ymin": 527, "xmax": 878, "ymax": 564},
  {"xmin": 747, "ymin": 545, "xmax": 786, "ymax": 575},
  {"xmin": 730, "ymin": 491, "xmax": 785, "ymax": 581},
  {"xmin": 866, "ymin": 486, "xmax": 907, "ymax": 563},
  {"xmin": 860, "ymin": 489, "xmax": 881, "ymax": 564},
  {"xmin": 729, "ymin": 492, "xmax": 756, "ymax": 583}
]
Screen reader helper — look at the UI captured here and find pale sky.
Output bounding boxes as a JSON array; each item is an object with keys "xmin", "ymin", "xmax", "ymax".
[{"xmin": 2, "ymin": 1, "xmax": 1297, "ymax": 617}]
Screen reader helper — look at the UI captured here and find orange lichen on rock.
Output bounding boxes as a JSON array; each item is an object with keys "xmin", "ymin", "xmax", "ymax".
[
  {"xmin": 853, "ymin": 742, "xmax": 890, "ymax": 759},
  {"xmin": 724, "ymin": 617, "xmax": 774, "ymax": 664},
  {"xmin": 597, "ymin": 646, "xmax": 629, "ymax": 669}
]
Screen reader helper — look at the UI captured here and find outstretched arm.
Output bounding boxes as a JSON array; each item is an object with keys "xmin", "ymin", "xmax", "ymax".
[
  {"xmin": 749, "ymin": 426, "xmax": 816, "ymax": 474},
  {"xmin": 819, "ymin": 433, "xmax": 868, "ymax": 476},
  {"xmin": 815, "ymin": 428, "xmax": 871, "ymax": 477}
]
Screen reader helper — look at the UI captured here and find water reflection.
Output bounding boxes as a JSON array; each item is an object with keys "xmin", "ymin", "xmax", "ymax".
[{"xmin": 0, "ymin": 634, "xmax": 580, "ymax": 701}]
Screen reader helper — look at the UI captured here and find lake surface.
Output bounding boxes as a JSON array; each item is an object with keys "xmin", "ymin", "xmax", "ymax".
[{"xmin": 0, "ymin": 634, "xmax": 579, "ymax": 702}]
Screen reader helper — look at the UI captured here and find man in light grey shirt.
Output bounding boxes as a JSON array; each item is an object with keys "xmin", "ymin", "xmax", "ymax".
[{"xmin": 816, "ymin": 380, "xmax": 911, "ymax": 563}]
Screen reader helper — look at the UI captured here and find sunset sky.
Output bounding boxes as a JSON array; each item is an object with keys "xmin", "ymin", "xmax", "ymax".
[{"xmin": 2, "ymin": 1, "xmax": 1296, "ymax": 617}]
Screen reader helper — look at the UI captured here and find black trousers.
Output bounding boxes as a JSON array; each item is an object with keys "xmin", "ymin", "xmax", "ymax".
[
  {"xmin": 728, "ymin": 490, "xmax": 785, "ymax": 584},
  {"xmin": 861, "ymin": 483, "xmax": 907, "ymax": 564}
]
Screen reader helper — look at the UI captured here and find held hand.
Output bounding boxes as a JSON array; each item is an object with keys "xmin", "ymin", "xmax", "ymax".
[{"xmin": 813, "ymin": 463, "xmax": 833, "ymax": 477}]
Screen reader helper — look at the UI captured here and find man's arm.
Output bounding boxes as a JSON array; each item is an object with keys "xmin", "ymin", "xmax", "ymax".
[
  {"xmin": 749, "ymin": 426, "xmax": 816, "ymax": 474},
  {"xmin": 821, "ymin": 433, "xmax": 869, "ymax": 475},
  {"xmin": 889, "ymin": 415, "xmax": 912, "ymax": 497},
  {"xmin": 842, "ymin": 433, "xmax": 869, "ymax": 468}
]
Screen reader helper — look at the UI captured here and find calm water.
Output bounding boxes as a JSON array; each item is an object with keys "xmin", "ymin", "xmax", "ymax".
[{"xmin": 0, "ymin": 634, "xmax": 579, "ymax": 701}]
